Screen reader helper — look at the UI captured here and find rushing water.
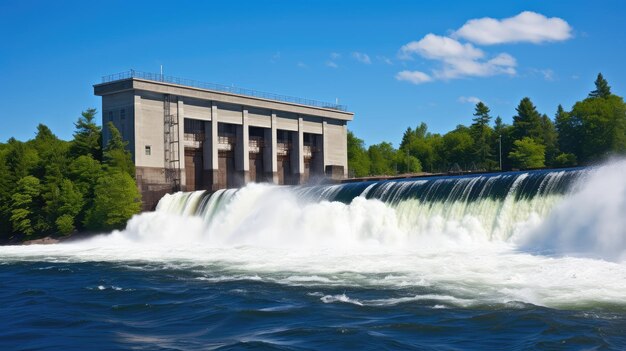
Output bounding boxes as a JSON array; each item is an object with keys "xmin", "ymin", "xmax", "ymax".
[{"xmin": 2, "ymin": 161, "xmax": 626, "ymax": 350}]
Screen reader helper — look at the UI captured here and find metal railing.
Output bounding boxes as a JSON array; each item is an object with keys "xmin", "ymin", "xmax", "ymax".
[{"xmin": 101, "ymin": 70, "xmax": 348, "ymax": 111}]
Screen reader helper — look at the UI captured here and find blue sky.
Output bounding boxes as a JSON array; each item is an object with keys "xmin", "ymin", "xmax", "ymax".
[{"xmin": 1, "ymin": 0, "xmax": 625, "ymax": 146}]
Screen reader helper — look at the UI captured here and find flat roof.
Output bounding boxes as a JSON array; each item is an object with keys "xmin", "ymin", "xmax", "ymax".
[{"xmin": 96, "ymin": 70, "xmax": 349, "ymax": 112}]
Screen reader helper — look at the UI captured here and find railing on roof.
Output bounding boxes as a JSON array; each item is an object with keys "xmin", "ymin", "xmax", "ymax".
[{"xmin": 101, "ymin": 70, "xmax": 348, "ymax": 111}]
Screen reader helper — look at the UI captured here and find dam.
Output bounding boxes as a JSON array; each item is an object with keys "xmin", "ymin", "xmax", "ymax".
[{"xmin": 94, "ymin": 70, "xmax": 354, "ymax": 209}]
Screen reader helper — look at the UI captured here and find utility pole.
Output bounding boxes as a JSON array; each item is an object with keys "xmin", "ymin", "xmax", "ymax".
[{"xmin": 499, "ymin": 134, "xmax": 502, "ymax": 171}]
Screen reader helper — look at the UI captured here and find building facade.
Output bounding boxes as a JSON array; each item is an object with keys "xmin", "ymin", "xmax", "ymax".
[{"xmin": 94, "ymin": 71, "xmax": 353, "ymax": 209}]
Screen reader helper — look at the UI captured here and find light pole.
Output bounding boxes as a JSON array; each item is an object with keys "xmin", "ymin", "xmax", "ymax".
[{"xmin": 498, "ymin": 134, "xmax": 502, "ymax": 171}]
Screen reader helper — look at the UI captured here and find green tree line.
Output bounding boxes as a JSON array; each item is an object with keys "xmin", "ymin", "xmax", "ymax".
[
  {"xmin": 348, "ymin": 73, "xmax": 626, "ymax": 177},
  {"xmin": 0, "ymin": 109, "xmax": 141, "ymax": 241}
]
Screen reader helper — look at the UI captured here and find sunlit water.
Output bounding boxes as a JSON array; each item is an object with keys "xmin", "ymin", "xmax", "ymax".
[{"xmin": 2, "ymin": 161, "xmax": 626, "ymax": 350}]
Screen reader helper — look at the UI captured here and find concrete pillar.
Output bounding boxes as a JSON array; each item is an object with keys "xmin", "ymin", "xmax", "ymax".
[
  {"xmin": 132, "ymin": 95, "xmax": 142, "ymax": 165},
  {"xmin": 177, "ymin": 99, "xmax": 186, "ymax": 188},
  {"xmin": 263, "ymin": 112, "xmax": 278, "ymax": 183},
  {"xmin": 290, "ymin": 116, "xmax": 304, "ymax": 184},
  {"xmin": 322, "ymin": 119, "xmax": 329, "ymax": 173},
  {"xmin": 235, "ymin": 109, "xmax": 250, "ymax": 185},
  {"xmin": 203, "ymin": 102, "xmax": 219, "ymax": 190},
  {"xmin": 342, "ymin": 122, "xmax": 348, "ymax": 178}
]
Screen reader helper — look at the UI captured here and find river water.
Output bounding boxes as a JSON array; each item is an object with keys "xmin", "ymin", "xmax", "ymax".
[{"xmin": 1, "ymin": 161, "xmax": 626, "ymax": 350}]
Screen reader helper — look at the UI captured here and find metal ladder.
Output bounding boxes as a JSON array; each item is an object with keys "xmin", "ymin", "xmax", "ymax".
[{"xmin": 164, "ymin": 94, "xmax": 181, "ymax": 190}]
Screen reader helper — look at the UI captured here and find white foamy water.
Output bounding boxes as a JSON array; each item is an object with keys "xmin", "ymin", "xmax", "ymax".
[{"xmin": 1, "ymin": 160, "xmax": 626, "ymax": 309}]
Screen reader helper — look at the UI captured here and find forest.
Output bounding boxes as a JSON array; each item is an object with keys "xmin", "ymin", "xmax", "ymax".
[
  {"xmin": 348, "ymin": 74, "xmax": 626, "ymax": 176},
  {"xmin": 0, "ymin": 110, "xmax": 141, "ymax": 242}
]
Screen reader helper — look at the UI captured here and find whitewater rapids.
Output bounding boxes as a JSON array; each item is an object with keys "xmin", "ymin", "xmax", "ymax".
[{"xmin": 2, "ymin": 160, "xmax": 626, "ymax": 310}]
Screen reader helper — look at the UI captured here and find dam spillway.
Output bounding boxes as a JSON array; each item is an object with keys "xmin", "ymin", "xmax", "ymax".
[{"xmin": 155, "ymin": 167, "xmax": 582, "ymax": 245}]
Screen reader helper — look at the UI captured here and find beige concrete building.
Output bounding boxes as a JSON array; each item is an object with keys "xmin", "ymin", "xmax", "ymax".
[{"xmin": 94, "ymin": 71, "xmax": 353, "ymax": 209}]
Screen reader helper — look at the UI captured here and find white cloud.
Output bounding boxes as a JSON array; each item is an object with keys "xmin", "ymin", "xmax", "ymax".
[
  {"xmin": 395, "ymin": 70, "xmax": 433, "ymax": 84},
  {"xmin": 330, "ymin": 52, "xmax": 341, "ymax": 60},
  {"xmin": 325, "ymin": 61, "xmax": 338, "ymax": 68},
  {"xmin": 297, "ymin": 62, "xmax": 308, "ymax": 68},
  {"xmin": 352, "ymin": 52, "xmax": 372, "ymax": 64},
  {"xmin": 458, "ymin": 96, "xmax": 482, "ymax": 104},
  {"xmin": 540, "ymin": 69, "xmax": 555, "ymax": 81},
  {"xmin": 400, "ymin": 34, "xmax": 484, "ymax": 61},
  {"xmin": 454, "ymin": 11, "xmax": 573, "ymax": 45},
  {"xmin": 398, "ymin": 34, "xmax": 516, "ymax": 81}
]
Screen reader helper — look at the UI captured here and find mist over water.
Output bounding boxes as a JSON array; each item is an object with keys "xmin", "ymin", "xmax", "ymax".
[{"xmin": 2, "ymin": 160, "xmax": 626, "ymax": 313}]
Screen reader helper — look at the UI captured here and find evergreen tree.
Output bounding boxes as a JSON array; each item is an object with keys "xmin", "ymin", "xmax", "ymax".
[
  {"xmin": 103, "ymin": 122, "xmax": 135, "ymax": 178},
  {"xmin": 512, "ymin": 97, "xmax": 544, "ymax": 141},
  {"xmin": 589, "ymin": 73, "xmax": 611, "ymax": 98},
  {"xmin": 70, "ymin": 108, "xmax": 102, "ymax": 160},
  {"xmin": 540, "ymin": 114, "xmax": 559, "ymax": 166},
  {"xmin": 470, "ymin": 102, "xmax": 493, "ymax": 169},
  {"xmin": 554, "ymin": 104, "xmax": 579, "ymax": 156},
  {"xmin": 10, "ymin": 176, "xmax": 42, "ymax": 236}
]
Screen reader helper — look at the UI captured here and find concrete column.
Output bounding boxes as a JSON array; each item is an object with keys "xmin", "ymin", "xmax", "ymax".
[
  {"xmin": 203, "ymin": 102, "xmax": 219, "ymax": 190},
  {"xmin": 290, "ymin": 116, "xmax": 304, "ymax": 184},
  {"xmin": 132, "ymin": 95, "xmax": 142, "ymax": 165},
  {"xmin": 177, "ymin": 99, "xmax": 186, "ymax": 189},
  {"xmin": 342, "ymin": 122, "xmax": 348, "ymax": 178},
  {"xmin": 322, "ymin": 119, "xmax": 329, "ymax": 174},
  {"xmin": 235, "ymin": 109, "xmax": 250, "ymax": 185},
  {"xmin": 264, "ymin": 112, "xmax": 278, "ymax": 183}
]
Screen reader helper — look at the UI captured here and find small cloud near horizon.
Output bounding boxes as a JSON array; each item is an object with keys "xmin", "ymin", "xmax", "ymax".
[
  {"xmin": 458, "ymin": 96, "xmax": 482, "ymax": 104},
  {"xmin": 352, "ymin": 52, "xmax": 372, "ymax": 64}
]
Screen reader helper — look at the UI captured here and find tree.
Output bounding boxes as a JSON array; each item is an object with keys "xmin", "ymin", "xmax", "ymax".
[
  {"xmin": 400, "ymin": 123, "xmax": 443, "ymax": 172},
  {"xmin": 509, "ymin": 137, "xmax": 546, "ymax": 169},
  {"xmin": 553, "ymin": 153, "xmax": 577, "ymax": 167},
  {"xmin": 103, "ymin": 122, "xmax": 135, "ymax": 177},
  {"xmin": 589, "ymin": 73, "xmax": 611, "ymax": 99},
  {"xmin": 555, "ymin": 104, "xmax": 580, "ymax": 157},
  {"xmin": 395, "ymin": 151, "xmax": 422, "ymax": 174},
  {"xmin": 470, "ymin": 102, "xmax": 493, "ymax": 169},
  {"xmin": 46, "ymin": 179, "xmax": 84, "ymax": 235},
  {"xmin": 368, "ymin": 142, "xmax": 397, "ymax": 175},
  {"xmin": 347, "ymin": 130, "xmax": 371, "ymax": 177},
  {"xmin": 85, "ymin": 170, "xmax": 141, "ymax": 231},
  {"xmin": 10, "ymin": 176, "xmax": 42, "ymax": 235},
  {"xmin": 71, "ymin": 108, "xmax": 102, "ymax": 160},
  {"xmin": 568, "ymin": 94, "xmax": 626, "ymax": 162},
  {"xmin": 540, "ymin": 114, "xmax": 558, "ymax": 166},
  {"xmin": 512, "ymin": 97, "xmax": 543, "ymax": 141},
  {"xmin": 443, "ymin": 126, "xmax": 474, "ymax": 171}
]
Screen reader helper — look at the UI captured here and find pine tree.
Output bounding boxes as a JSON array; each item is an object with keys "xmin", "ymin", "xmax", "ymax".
[
  {"xmin": 512, "ymin": 97, "xmax": 543, "ymax": 142},
  {"xmin": 588, "ymin": 73, "xmax": 611, "ymax": 98},
  {"xmin": 470, "ymin": 102, "xmax": 493, "ymax": 169},
  {"xmin": 70, "ymin": 108, "xmax": 102, "ymax": 160},
  {"xmin": 103, "ymin": 122, "xmax": 135, "ymax": 178}
]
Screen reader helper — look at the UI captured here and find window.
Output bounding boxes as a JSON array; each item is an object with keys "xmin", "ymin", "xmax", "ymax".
[
  {"xmin": 145, "ymin": 145, "xmax": 151, "ymax": 156},
  {"xmin": 120, "ymin": 109, "xmax": 126, "ymax": 120}
]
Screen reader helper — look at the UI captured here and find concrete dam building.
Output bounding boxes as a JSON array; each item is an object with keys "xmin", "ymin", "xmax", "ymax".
[{"xmin": 94, "ymin": 71, "xmax": 354, "ymax": 209}]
